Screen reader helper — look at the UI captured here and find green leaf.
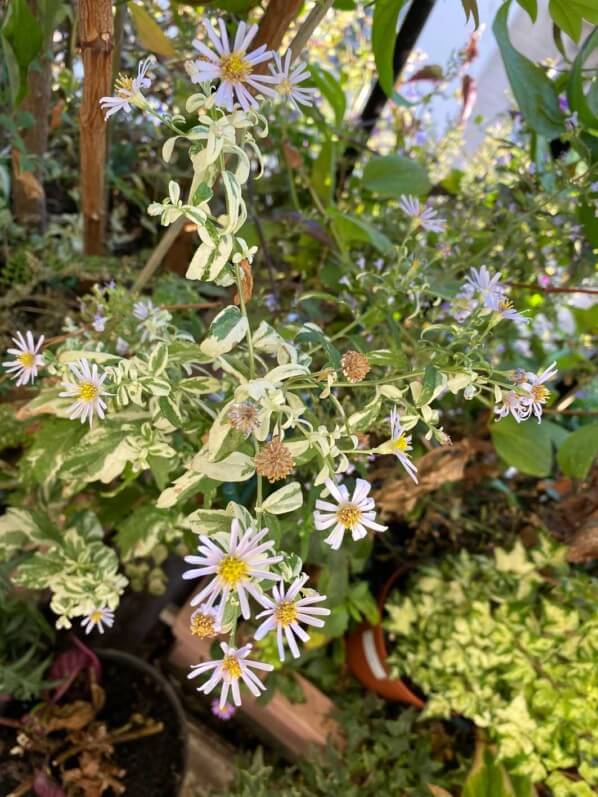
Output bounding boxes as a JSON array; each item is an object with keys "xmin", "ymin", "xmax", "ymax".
[
  {"xmin": 493, "ymin": 1, "xmax": 565, "ymax": 140},
  {"xmin": 296, "ymin": 323, "xmax": 342, "ymax": 370},
  {"xmin": 128, "ymin": 2, "xmax": 176, "ymax": 57},
  {"xmin": 362, "ymin": 154, "xmax": 431, "ymax": 198},
  {"xmin": 417, "ymin": 364, "xmax": 440, "ymax": 407},
  {"xmin": 192, "ymin": 182, "xmax": 213, "ymax": 205},
  {"xmin": 491, "ymin": 415, "xmax": 555, "ymax": 477},
  {"xmin": 460, "ymin": 0, "xmax": 480, "ymax": 27},
  {"xmin": 1, "ymin": 0, "xmax": 44, "ymax": 104},
  {"xmin": 557, "ymin": 424, "xmax": 598, "ymax": 479},
  {"xmin": 308, "ymin": 64, "xmax": 346, "ymax": 125},
  {"xmin": 328, "ymin": 209, "xmax": 393, "ymax": 254},
  {"xmin": 515, "ymin": 0, "xmax": 537, "ymax": 22},
  {"xmin": 116, "ymin": 506, "xmax": 174, "ymax": 560},
  {"xmin": 261, "ymin": 482, "xmax": 303, "ymax": 515},
  {"xmin": 463, "ymin": 745, "xmax": 535, "ymax": 797},
  {"xmin": 311, "ymin": 139, "xmax": 336, "ymax": 206},
  {"xmin": 200, "ymin": 305, "xmax": 248, "ymax": 358},
  {"xmin": 567, "ymin": 28, "xmax": 598, "ymax": 128},
  {"xmin": 372, "ymin": 0, "xmax": 407, "ymax": 98},
  {"xmin": 549, "ymin": 0, "xmax": 582, "ymax": 40}
]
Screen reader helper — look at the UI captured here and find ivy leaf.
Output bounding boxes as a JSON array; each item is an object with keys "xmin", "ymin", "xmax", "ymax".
[
  {"xmin": 493, "ymin": 1, "xmax": 565, "ymax": 140},
  {"xmin": 557, "ymin": 424, "xmax": 598, "ymax": 479},
  {"xmin": 372, "ymin": 0, "xmax": 408, "ymax": 98}
]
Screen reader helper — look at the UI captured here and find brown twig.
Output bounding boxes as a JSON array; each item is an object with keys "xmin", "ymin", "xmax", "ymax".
[{"xmin": 506, "ymin": 282, "xmax": 598, "ymax": 295}]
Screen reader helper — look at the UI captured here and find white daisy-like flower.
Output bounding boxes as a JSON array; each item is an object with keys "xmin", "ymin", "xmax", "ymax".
[
  {"xmin": 133, "ymin": 298, "xmax": 156, "ymax": 320},
  {"xmin": 268, "ymin": 51, "xmax": 316, "ymax": 111},
  {"xmin": 254, "ymin": 575, "xmax": 330, "ymax": 661},
  {"xmin": 388, "ymin": 406, "xmax": 418, "ymax": 483},
  {"xmin": 494, "ymin": 390, "xmax": 532, "ymax": 424},
  {"xmin": 81, "ymin": 607, "xmax": 114, "ymax": 635},
  {"xmin": 520, "ymin": 362, "xmax": 558, "ymax": 423},
  {"xmin": 460, "ymin": 266, "xmax": 505, "ymax": 309},
  {"xmin": 314, "ymin": 478, "xmax": 387, "ymax": 551},
  {"xmin": 99, "ymin": 58, "xmax": 153, "ymax": 119},
  {"xmin": 2, "ymin": 330, "xmax": 44, "ymax": 386},
  {"xmin": 132, "ymin": 299, "xmax": 170, "ymax": 342},
  {"xmin": 92, "ymin": 313, "xmax": 107, "ymax": 332},
  {"xmin": 59, "ymin": 359, "xmax": 108, "ymax": 426},
  {"xmin": 398, "ymin": 195, "xmax": 446, "ymax": 233},
  {"xmin": 187, "ymin": 20, "xmax": 277, "ymax": 111},
  {"xmin": 188, "ymin": 642, "xmax": 273, "ymax": 708},
  {"xmin": 494, "ymin": 297, "xmax": 526, "ymax": 324},
  {"xmin": 183, "ymin": 519, "xmax": 282, "ymax": 622}
]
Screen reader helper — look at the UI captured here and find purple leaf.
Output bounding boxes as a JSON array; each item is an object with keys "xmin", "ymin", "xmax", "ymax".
[{"xmin": 49, "ymin": 636, "xmax": 102, "ymax": 702}]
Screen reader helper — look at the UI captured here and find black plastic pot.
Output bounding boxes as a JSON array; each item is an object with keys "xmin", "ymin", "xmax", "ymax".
[{"xmin": 98, "ymin": 649, "xmax": 188, "ymax": 797}]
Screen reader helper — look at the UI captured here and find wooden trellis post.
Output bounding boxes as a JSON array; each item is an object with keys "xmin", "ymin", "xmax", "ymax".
[{"xmin": 78, "ymin": 0, "xmax": 113, "ymax": 255}]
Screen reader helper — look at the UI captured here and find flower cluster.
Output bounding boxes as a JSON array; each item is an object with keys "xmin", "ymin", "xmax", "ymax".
[
  {"xmin": 456, "ymin": 266, "xmax": 526, "ymax": 324},
  {"xmin": 183, "ymin": 519, "xmax": 330, "ymax": 707},
  {"xmin": 101, "ymin": 19, "xmax": 315, "ymax": 121},
  {"xmin": 495, "ymin": 363, "xmax": 558, "ymax": 423}
]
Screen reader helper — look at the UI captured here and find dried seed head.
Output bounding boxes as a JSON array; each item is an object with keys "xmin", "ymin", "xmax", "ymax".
[
  {"xmin": 254, "ymin": 436, "xmax": 294, "ymax": 483},
  {"xmin": 228, "ymin": 401, "xmax": 261, "ymax": 437},
  {"xmin": 341, "ymin": 350, "xmax": 371, "ymax": 383},
  {"xmin": 190, "ymin": 609, "xmax": 218, "ymax": 639}
]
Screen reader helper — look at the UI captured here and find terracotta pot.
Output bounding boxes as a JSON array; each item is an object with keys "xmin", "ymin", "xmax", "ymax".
[{"xmin": 346, "ymin": 566, "xmax": 424, "ymax": 707}]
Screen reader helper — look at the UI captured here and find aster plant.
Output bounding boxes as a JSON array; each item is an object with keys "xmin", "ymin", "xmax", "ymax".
[{"xmin": 1, "ymin": 11, "xmax": 596, "ymax": 722}]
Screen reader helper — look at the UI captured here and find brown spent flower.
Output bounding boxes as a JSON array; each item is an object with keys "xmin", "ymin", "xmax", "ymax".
[
  {"xmin": 254, "ymin": 436, "xmax": 294, "ymax": 483},
  {"xmin": 190, "ymin": 609, "xmax": 218, "ymax": 639},
  {"xmin": 228, "ymin": 400, "xmax": 261, "ymax": 437},
  {"xmin": 341, "ymin": 350, "xmax": 371, "ymax": 383}
]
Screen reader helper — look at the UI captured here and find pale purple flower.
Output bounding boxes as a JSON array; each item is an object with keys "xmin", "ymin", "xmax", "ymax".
[
  {"xmin": 211, "ymin": 699, "xmax": 236, "ymax": 719},
  {"xmin": 399, "ymin": 195, "xmax": 446, "ymax": 233},
  {"xmin": 268, "ymin": 51, "xmax": 316, "ymax": 111},
  {"xmin": 2, "ymin": 330, "xmax": 44, "ymax": 386},
  {"xmin": 100, "ymin": 58, "xmax": 152, "ymax": 119},
  {"xmin": 254, "ymin": 575, "xmax": 330, "ymax": 661},
  {"xmin": 92, "ymin": 313, "xmax": 107, "ymax": 332},
  {"xmin": 388, "ymin": 407, "xmax": 418, "ymax": 483},
  {"xmin": 494, "ymin": 390, "xmax": 531, "ymax": 423},
  {"xmin": 314, "ymin": 479, "xmax": 387, "ymax": 551},
  {"xmin": 520, "ymin": 362, "xmax": 558, "ymax": 423},
  {"xmin": 187, "ymin": 20, "xmax": 277, "ymax": 111},
  {"xmin": 81, "ymin": 607, "xmax": 114, "ymax": 635},
  {"xmin": 59, "ymin": 359, "xmax": 108, "ymax": 426},
  {"xmin": 188, "ymin": 642, "xmax": 273, "ymax": 708},
  {"xmin": 183, "ymin": 519, "xmax": 282, "ymax": 623}
]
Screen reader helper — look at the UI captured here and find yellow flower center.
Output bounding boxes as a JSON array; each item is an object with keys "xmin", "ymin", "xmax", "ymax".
[
  {"xmin": 220, "ymin": 52, "xmax": 251, "ymax": 82},
  {"xmin": 115, "ymin": 74, "xmax": 135, "ymax": 97},
  {"xmin": 190, "ymin": 612, "xmax": 216, "ymax": 638},
  {"xmin": 90, "ymin": 610, "xmax": 103, "ymax": 623},
  {"xmin": 222, "ymin": 655, "xmax": 242, "ymax": 679},
  {"xmin": 336, "ymin": 503, "xmax": 362, "ymax": 529},
  {"xmin": 531, "ymin": 384, "xmax": 549, "ymax": 403},
  {"xmin": 277, "ymin": 78, "xmax": 293, "ymax": 96},
  {"xmin": 78, "ymin": 382, "xmax": 98, "ymax": 402},
  {"xmin": 218, "ymin": 555, "xmax": 248, "ymax": 586},
  {"xmin": 499, "ymin": 298, "xmax": 514, "ymax": 312},
  {"xmin": 18, "ymin": 352, "xmax": 35, "ymax": 368},
  {"xmin": 274, "ymin": 601, "xmax": 298, "ymax": 627},
  {"xmin": 391, "ymin": 435, "xmax": 408, "ymax": 453}
]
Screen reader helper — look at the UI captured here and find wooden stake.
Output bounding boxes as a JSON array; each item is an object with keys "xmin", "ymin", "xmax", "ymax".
[{"xmin": 78, "ymin": 0, "xmax": 113, "ymax": 255}]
